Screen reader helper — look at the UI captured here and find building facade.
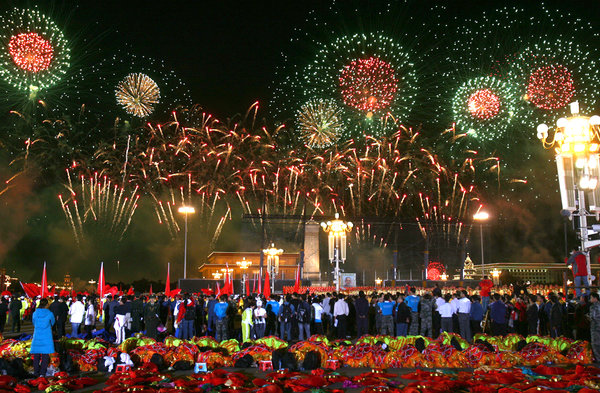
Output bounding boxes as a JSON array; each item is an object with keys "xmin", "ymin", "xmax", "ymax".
[{"xmin": 198, "ymin": 251, "xmax": 300, "ymax": 281}]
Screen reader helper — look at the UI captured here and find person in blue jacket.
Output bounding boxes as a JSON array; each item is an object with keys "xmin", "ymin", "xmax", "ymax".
[{"xmin": 30, "ymin": 298, "xmax": 55, "ymax": 377}]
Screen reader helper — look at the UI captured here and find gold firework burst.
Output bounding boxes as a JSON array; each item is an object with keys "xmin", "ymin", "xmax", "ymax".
[
  {"xmin": 297, "ymin": 98, "xmax": 344, "ymax": 148},
  {"xmin": 115, "ymin": 72, "xmax": 160, "ymax": 117}
]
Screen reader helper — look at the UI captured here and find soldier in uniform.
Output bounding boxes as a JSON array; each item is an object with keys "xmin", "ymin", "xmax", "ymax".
[
  {"xmin": 589, "ymin": 292, "xmax": 600, "ymax": 362},
  {"xmin": 420, "ymin": 293, "xmax": 434, "ymax": 337}
]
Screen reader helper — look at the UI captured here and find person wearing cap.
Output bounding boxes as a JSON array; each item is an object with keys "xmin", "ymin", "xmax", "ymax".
[
  {"xmin": 143, "ymin": 295, "xmax": 161, "ymax": 339},
  {"xmin": 253, "ymin": 299, "xmax": 266, "ymax": 339}
]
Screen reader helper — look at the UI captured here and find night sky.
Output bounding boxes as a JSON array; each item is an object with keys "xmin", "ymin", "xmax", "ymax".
[{"xmin": 4, "ymin": 0, "xmax": 597, "ymax": 118}]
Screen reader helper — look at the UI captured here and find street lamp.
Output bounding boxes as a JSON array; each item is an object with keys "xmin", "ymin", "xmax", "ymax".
[
  {"xmin": 537, "ymin": 101, "xmax": 600, "ymax": 285},
  {"xmin": 321, "ymin": 213, "xmax": 353, "ymax": 291},
  {"xmin": 375, "ymin": 277, "xmax": 382, "ymax": 287},
  {"xmin": 440, "ymin": 273, "xmax": 448, "ymax": 281},
  {"xmin": 236, "ymin": 257, "xmax": 253, "ymax": 295},
  {"xmin": 491, "ymin": 268, "xmax": 501, "ymax": 285},
  {"xmin": 473, "ymin": 209, "xmax": 490, "ymax": 274},
  {"xmin": 263, "ymin": 243, "xmax": 283, "ymax": 294},
  {"xmin": 212, "ymin": 272, "xmax": 222, "ymax": 280},
  {"xmin": 178, "ymin": 206, "xmax": 196, "ymax": 279}
]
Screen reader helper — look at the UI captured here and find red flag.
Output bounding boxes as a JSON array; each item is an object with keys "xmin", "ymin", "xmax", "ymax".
[
  {"xmin": 293, "ymin": 264, "xmax": 301, "ymax": 293},
  {"xmin": 245, "ymin": 278, "xmax": 250, "ymax": 296},
  {"xmin": 149, "ymin": 284, "xmax": 153, "ymax": 295},
  {"xmin": 224, "ymin": 263, "xmax": 233, "ymax": 295},
  {"xmin": 127, "ymin": 286, "xmax": 134, "ymax": 296},
  {"xmin": 216, "ymin": 281, "xmax": 221, "ymax": 298},
  {"xmin": 49, "ymin": 285, "xmax": 55, "ymax": 297},
  {"xmin": 20, "ymin": 282, "xmax": 40, "ymax": 298},
  {"xmin": 263, "ymin": 270, "xmax": 271, "ymax": 299},
  {"xmin": 165, "ymin": 263, "xmax": 171, "ymax": 297},
  {"xmin": 41, "ymin": 262, "xmax": 48, "ymax": 298},
  {"xmin": 252, "ymin": 274, "xmax": 256, "ymax": 294},
  {"xmin": 98, "ymin": 262, "xmax": 105, "ymax": 298}
]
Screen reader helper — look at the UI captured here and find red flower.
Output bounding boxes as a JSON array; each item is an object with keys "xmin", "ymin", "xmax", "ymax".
[{"xmin": 13, "ymin": 384, "xmax": 31, "ymax": 393}]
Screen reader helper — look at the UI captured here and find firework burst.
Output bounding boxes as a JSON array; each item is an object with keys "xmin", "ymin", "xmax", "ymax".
[
  {"xmin": 297, "ymin": 98, "xmax": 344, "ymax": 148},
  {"xmin": 451, "ymin": 76, "xmax": 519, "ymax": 143},
  {"xmin": 59, "ymin": 170, "xmax": 139, "ymax": 245},
  {"xmin": 115, "ymin": 73, "xmax": 160, "ymax": 117},
  {"xmin": 0, "ymin": 8, "xmax": 70, "ymax": 95}
]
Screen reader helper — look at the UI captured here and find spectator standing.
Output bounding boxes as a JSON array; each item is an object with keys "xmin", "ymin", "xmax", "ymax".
[
  {"xmin": 207, "ymin": 294, "xmax": 217, "ymax": 336},
  {"xmin": 479, "ymin": 276, "xmax": 494, "ymax": 310},
  {"xmin": 143, "ymin": 295, "xmax": 161, "ymax": 339},
  {"xmin": 395, "ymin": 294, "xmax": 411, "ymax": 336},
  {"xmin": 438, "ymin": 294, "xmax": 453, "ymax": 333},
  {"xmin": 470, "ymin": 295, "xmax": 484, "ymax": 335},
  {"xmin": 113, "ymin": 298, "xmax": 128, "ymax": 344},
  {"xmin": 266, "ymin": 295, "xmax": 280, "ymax": 336},
  {"xmin": 405, "ymin": 288, "xmax": 420, "ymax": 335},
  {"xmin": 354, "ymin": 291, "xmax": 369, "ymax": 338},
  {"xmin": 311, "ymin": 297, "xmax": 324, "ymax": 335},
  {"xmin": 297, "ymin": 295, "xmax": 311, "ymax": 341},
  {"xmin": 9, "ymin": 296, "xmax": 21, "ymax": 333},
  {"xmin": 489, "ymin": 294, "xmax": 507, "ymax": 336},
  {"xmin": 30, "ymin": 298, "xmax": 55, "ymax": 377},
  {"xmin": 69, "ymin": 295, "xmax": 85, "ymax": 338},
  {"xmin": 241, "ymin": 300, "xmax": 254, "ymax": 342},
  {"xmin": 214, "ymin": 295, "xmax": 229, "ymax": 342},
  {"xmin": 279, "ymin": 295, "xmax": 295, "ymax": 341},
  {"xmin": 0, "ymin": 297, "xmax": 7, "ymax": 333},
  {"xmin": 589, "ymin": 292, "xmax": 600, "ymax": 361},
  {"xmin": 567, "ymin": 249, "xmax": 589, "ymax": 297},
  {"xmin": 377, "ymin": 294, "xmax": 395, "ymax": 336},
  {"xmin": 84, "ymin": 297, "xmax": 95, "ymax": 339},
  {"xmin": 420, "ymin": 293, "xmax": 434, "ymax": 337},
  {"xmin": 526, "ymin": 295, "xmax": 539, "ymax": 335},
  {"xmin": 457, "ymin": 291, "xmax": 472, "ymax": 341},
  {"xmin": 333, "ymin": 294, "xmax": 349, "ymax": 339},
  {"xmin": 253, "ymin": 300, "xmax": 267, "ymax": 339},
  {"xmin": 549, "ymin": 294, "xmax": 563, "ymax": 338}
]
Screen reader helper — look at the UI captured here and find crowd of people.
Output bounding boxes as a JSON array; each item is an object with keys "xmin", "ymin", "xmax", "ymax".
[{"xmin": 9, "ymin": 275, "xmax": 598, "ymax": 377}]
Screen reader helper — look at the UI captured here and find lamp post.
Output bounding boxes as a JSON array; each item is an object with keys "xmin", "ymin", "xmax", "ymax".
[
  {"xmin": 212, "ymin": 272, "xmax": 222, "ymax": 280},
  {"xmin": 236, "ymin": 257, "xmax": 253, "ymax": 295},
  {"xmin": 263, "ymin": 244, "xmax": 283, "ymax": 294},
  {"xmin": 537, "ymin": 101, "xmax": 600, "ymax": 286},
  {"xmin": 491, "ymin": 268, "xmax": 501, "ymax": 285},
  {"xmin": 473, "ymin": 210, "xmax": 490, "ymax": 275},
  {"xmin": 178, "ymin": 206, "xmax": 196, "ymax": 279},
  {"xmin": 321, "ymin": 213, "xmax": 353, "ymax": 291}
]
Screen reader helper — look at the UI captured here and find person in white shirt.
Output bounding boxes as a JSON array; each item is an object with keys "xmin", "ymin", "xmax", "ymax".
[
  {"xmin": 253, "ymin": 300, "xmax": 266, "ymax": 339},
  {"xmin": 457, "ymin": 290, "xmax": 472, "ymax": 342},
  {"xmin": 84, "ymin": 297, "xmax": 96, "ymax": 339},
  {"xmin": 312, "ymin": 297, "xmax": 324, "ymax": 335},
  {"xmin": 322, "ymin": 294, "xmax": 331, "ymax": 335},
  {"xmin": 68, "ymin": 295, "xmax": 85, "ymax": 338},
  {"xmin": 438, "ymin": 294, "xmax": 453, "ymax": 333},
  {"xmin": 333, "ymin": 295, "xmax": 349, "ymax": 339}
]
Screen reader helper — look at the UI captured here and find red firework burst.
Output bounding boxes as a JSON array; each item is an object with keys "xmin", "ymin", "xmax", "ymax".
[
  {"xmin": 339, "ymin": 56, "xmax": 397, "ymax": 112},
  {"xmin": 526, "ymin": 64, "xmax": 574, "ymax": 110},
  {"xmin": 467, "ymin": 89, "xmax": 500, "ymax": 119},
  {"xmin": 8, "ymin": 32, "xmax": 54, "ymax": 72},
  {"xmin": 426, "ymin": 262, "xmax": 446, "ymax": 280}
]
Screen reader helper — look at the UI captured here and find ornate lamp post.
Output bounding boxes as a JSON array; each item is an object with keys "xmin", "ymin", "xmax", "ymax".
[
  {"xmin": 537, "ymin": 101, "xmax": 600, "ymax": 286},
  {"xmin": 321, "ymin": 213, "xmax": 353, "ymax": 291},
  {"xmin": 473, "ymin": 210, "xmax": 490, "ymax": 274},
  {"xmin": 491, "ymin": 268, "xmax": 501, "ymax": 285},
  {"xmin": 212, "ymin": 272, "xmax": 222, "ymax": 280},
  {"xmin": 236, "ymin": 257, "xmax": 252, "ymax": 295},
  {"xmin": 375, "ymin": 277, "xmax": 382, "ymax": 287},
  {"xmin": 263, "ymin": 243, "xmax": 283, "ymax": 294},
  {"xmin": 178, "ymin": 206, "xmax": 196, "ymax": 279}
]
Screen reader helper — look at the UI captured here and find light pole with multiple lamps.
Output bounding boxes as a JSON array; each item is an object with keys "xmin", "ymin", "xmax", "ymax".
[
  {"xmin": 321, "ymin": 213, "xmax": 353, "ymax": 291},
  {"xmin": 537, "ymin": 101, "xmax": 600, "ymax": 286},
  {"xmin": 236, "ymin": 257, "xmax": 252, "ymax": 295},
  {"xmin": 263, "ymin": 243, "xmax": 283, "ymax": 294},
  {"xmin": 473, "ymin": 210, "xmax": 490, "ymax": 275},
  {"xmin": 178, "ymin": 206, "xmax": 196, "ymax": 279}
]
